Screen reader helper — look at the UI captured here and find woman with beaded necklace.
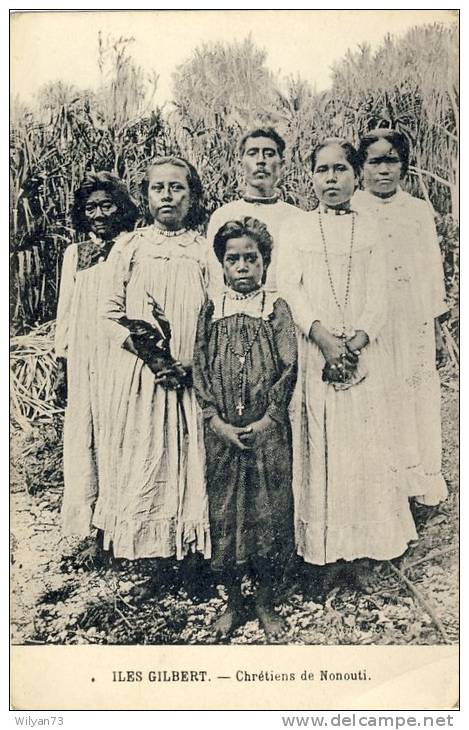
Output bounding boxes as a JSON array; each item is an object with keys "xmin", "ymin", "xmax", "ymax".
[
  {"xmin": 278, "ymin": 138, "xmax": 417, "ymax": 593},
  {"xmin": 95, "ymin": 157, "xmax": 210, "ymax": 575}
]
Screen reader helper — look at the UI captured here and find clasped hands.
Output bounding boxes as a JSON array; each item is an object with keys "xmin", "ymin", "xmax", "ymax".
[
  {"xmin": 209, "ymin": 413, "xmax": 274, "ymax": 451},
  {"xmin": 309, "ymin": 322, "xmax": 369, "ymax": 385},
  {"xmin": 123, "ymin": 333, "xmax": 192, "ymax": 390},
  {"xmin": 149, "ymin": 359, "xmax": 192, "ymax": 390}
]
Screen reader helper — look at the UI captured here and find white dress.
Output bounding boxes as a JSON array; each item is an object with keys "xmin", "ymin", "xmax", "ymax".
[
  {"xmin": 94, "ymin": 227, "xmax": 211, "ymax": 560},
  {"xmin": 353, "ymin": 189, "xmax": 448, "ymax": 506},
  {"xmin": 55, "ymin": 234, "xmax": 115, "ymax": 536},
  {"xmin": 278, "ymin": 209, "xmax": 417, "ymax": 565},
  {"xmin": 206, "ymin": 197, "xmax": 306, "ymax": 297}
]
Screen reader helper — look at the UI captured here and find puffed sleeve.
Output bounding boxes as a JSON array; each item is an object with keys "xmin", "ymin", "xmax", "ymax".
[
  {"xmin": 206, "ymin": 210, "xmax": 225, "ymax": 298},
  {"xmin": 55, "ymin": 244, "xmax": 78, "ymax": 358},
  {"xmin": 419, "ymin": 205, "xmax": 447, "ymax": 319},
  {"xmin": 266, "ymin": 298, "xmax": 298, "ymax": 423},
  {"xmin": 100, "ymin": 232, "xmax": 136, "ymax": 348},
  {"xmin": 192, "ymin": 301, "xmax": 219, "ymax": 421},
  {"xmin": 277, "ymin": 216, "xmax": 320, "ymax": 337},
  {"xmin": 354, "ymin": 240, "xmax": 388, "ymax": 343}
]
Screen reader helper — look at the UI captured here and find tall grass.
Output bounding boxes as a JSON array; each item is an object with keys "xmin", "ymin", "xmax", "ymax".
[{"xmin": 10, "ymin": 23, "xmax": 458, "ymax": 334}]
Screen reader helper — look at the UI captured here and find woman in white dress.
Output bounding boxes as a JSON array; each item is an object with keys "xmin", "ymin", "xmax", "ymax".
[
  {"xmin": 278, "ymin": 138, "xmax": 417, "ymax": 591},
  {"xmin": 354, "ymin": 129, "xmax": 447, "ymax": 507},
  {"xmin": 55, "ymin": 172, "xmax": 139, "ymax": 553},
  {"xmin": 95, "ymin": 157, "xmax": 211, "ymax": 573}
]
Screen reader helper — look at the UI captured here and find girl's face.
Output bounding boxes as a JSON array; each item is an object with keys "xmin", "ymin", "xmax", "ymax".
[
  {"xmin": 362, "ymin": 138, "xmax": 402, "ymax": 197},
  {"xmin": 147, "ymin": 164, "xmax": 191, "ymax": 230},
  {"xmin": 223, "ymin": 236, "xmax": 264, "ymax": 294},
  {"xmin": 84, "ymin": 189, "xmax": 120, "ymax": 240},
  {"xmin": 313, "ymin": 144, "xmax": 357, "ymax": 208}
]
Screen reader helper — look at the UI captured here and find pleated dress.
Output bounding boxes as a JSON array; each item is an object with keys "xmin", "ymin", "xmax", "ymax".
[{"xmin": 94, "ymin": 226, "xmax": 211, "ymax": 560}]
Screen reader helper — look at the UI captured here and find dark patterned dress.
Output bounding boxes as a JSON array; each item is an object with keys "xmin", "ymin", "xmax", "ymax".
[{"xmin": 193, "ymin": 290, "xmax": 297, "ymax": 572}]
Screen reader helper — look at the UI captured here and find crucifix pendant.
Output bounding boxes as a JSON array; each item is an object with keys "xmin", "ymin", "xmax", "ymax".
[
  {"xmin": 236, "ymin": 401, "xmax": 245, "ymax": 416},
  {"xmin": 238, "ymin": 355, "xmax": 246, "ymax": 366}
]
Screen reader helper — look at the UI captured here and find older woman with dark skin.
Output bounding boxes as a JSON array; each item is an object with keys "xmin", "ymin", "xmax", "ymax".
[{"xmin": 55, "ymin": 171, "xmax": 139, "ymax": 559}]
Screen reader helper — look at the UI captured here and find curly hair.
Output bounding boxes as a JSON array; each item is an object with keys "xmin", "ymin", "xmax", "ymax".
[
  {"xmin": 239, "ymin": 127, "xmax": 286, "ymax": 158},
  {"xmin": 356, "ymin": 128, "xmax": 410, "ymax": 178},
  {"xmin": 71, "ymin": 171, "xmax": 139, "ymax": 234},
  {"xmin": 141, "ymin": 156, "xmax": 206, "ymax": 229},
  {"xmin": 311, "ymin": 137, "xmax": 360, "ymax": 177},
  {"xmin": 213, "ymin": 217, "xmax": 273, "ymax": 281}
]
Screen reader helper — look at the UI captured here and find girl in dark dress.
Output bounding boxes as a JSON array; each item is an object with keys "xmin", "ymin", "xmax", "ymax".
[{"xmin": 193, "ymin": 216, "xmax": 297, "ymax": 641}]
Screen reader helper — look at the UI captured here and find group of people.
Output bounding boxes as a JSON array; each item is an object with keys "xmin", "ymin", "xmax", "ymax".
[{"xmin": 55, "ymin": 126, "xmax": 448, "ymax": 642}]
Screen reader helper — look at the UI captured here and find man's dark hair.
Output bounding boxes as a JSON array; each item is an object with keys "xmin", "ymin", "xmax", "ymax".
[{"xmin": 239, "ymin": 127, "xmax": 286, "ymax": 158}]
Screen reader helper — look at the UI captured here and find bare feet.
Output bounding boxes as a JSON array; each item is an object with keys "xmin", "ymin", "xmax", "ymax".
[
  {"xmin": 320, "ymin": 562, "xmax": 346, "ymax": 595},
  {"xmin": 255, "ymin": 602, "xmax": 287, "ymax": 642},
  {"xmin": 213, "ymin": 604, "xmax": 245, "ymax": 641},
  {"xmin": 350, "ymin": 559, "xmax": 377, "ymax": 594},
  {"xmin": 130, "ymin": 578, "xmax": 160, "ymax": 603},
  {"xmin": 75, "ymin": 536, "xmax": 108, "ymax": 570},
  {"xmin": 411, "ymin": 500, "xmax": 441, "ymax": 528}
]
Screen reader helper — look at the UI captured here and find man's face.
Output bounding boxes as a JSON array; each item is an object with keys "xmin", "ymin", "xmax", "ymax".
[{"xmin": 241, "ymin": 136, "xmax": 283, "ymax": 196}]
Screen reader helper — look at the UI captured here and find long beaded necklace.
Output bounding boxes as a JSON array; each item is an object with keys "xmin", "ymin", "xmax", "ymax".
[
  {"xmin": 221, "ymin": 290, "xmax": 266, "ymax": 416},
  {"xmin": 318, "ymin": 209, "xmax": 356, "ymax": 338}
]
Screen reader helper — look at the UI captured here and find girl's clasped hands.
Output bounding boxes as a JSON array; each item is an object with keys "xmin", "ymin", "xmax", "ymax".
[{"xmin": 210, "ymin": 413, "xmax": 274, "ymax": 450}]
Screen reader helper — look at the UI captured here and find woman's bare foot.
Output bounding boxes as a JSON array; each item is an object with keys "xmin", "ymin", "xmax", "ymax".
[
  {"xmin": 75, "ymin": 533, "xmax": 108, "ymax": 570},
  {"xmin": 131, "ymin": 577, "xmax": 159, "ymax": 603},
  {"xmin": 320, "ymin": 562, "xmax": 346, "ymax": 596},
  {"xmin": 130, "ymin": 559, "xmax": 173, "ymax": 603},
  {"xmin": 255, "ymin": 603, "xmax": 287, "ymax": 642},
  {"xmin": 213, "ymin": 604, "xmax": 245, "ymax": 641},
  {"xmin": 350, "ymin": 559, "xmax": 377, "ymax": 594}
]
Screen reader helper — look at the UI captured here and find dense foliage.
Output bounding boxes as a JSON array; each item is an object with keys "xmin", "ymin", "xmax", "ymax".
[{"xmin": 10, "ymin": 24, "xmax": 459, "ymax": 333}]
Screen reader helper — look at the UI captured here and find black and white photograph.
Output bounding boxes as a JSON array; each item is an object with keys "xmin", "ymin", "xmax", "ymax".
[{"xmin": 9, "ymin": 8, "xmax": 459, "ymax": 710}]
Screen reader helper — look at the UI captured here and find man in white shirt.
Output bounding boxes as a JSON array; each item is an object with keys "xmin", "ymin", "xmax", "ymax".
[{"xmin": 206, "ymin": 127, "xmax": 304, "ymax": 295}]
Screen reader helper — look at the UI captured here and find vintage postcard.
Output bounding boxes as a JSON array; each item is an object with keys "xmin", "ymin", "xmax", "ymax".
[{"xmin": 10, "ymin": 8, "xmax": 459, "ymax": 711}]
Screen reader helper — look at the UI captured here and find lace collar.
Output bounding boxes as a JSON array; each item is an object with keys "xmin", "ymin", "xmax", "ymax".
[
  {"xmin": 148, "ymin": 225, "xmax": 198, "ymax": 247},
  {"xmin": 211, "ymin": 288, "xmax": 277, "ymax": 321}
]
